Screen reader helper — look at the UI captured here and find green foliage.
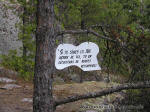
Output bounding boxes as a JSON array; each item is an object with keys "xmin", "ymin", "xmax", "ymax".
[
  {"xmin": 55, "ymin": 0, "xmax": 101, "ymax": 28},
  {"xmin": 55, "ymin": 0, "xmax": 150, "ymax": 81},
  {"xmin": 126, "ymin": 89, "xmax": 150, "ymax": 111},
  {"xmin": 0, "ymin": 50, "xmax": 34, "ymax": 81},
  {"xmin": 18, "ymin": 23, "xmax": 36, "ymax": 55}
]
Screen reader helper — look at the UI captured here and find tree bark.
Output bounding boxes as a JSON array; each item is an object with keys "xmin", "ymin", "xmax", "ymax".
[
  {"xmin": 22, "ymin": 4, "xmax": 27, "ymax": 59},
  {"xmin": 33, "ymin": 0, "xmax": 55, "ymax": 112}
]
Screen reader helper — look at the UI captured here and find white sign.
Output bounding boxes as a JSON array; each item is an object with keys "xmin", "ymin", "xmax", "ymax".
[{"xmin": 55, "ymin": 42, "xmax": 101, "ymax": 71}]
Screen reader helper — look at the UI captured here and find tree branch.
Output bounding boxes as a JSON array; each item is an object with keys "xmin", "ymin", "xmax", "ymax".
[
  {"xmin": 55, "ymin": 81, "xmax": 150, "ymax": 106},
  {"xmin": 55, "ymin": 29, "xmax": 116, "ymax": 42}
]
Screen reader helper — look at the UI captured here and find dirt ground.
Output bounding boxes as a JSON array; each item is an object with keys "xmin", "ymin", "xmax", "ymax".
[
  {"xmin": 0, "ymin": 71, "xmax": 120, "ymax": 112},
  {"xmin": 0, "ymin": 80, "xmax": 33, "ymax": 112}
]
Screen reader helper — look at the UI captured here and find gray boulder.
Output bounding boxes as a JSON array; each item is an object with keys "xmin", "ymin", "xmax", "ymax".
[
  {"xmin": 1, "ymin": 84, "xmax": 21, "ymax": 90},
  {"xmin": 0, "ymin": 77, "xmax": 16, "ymax": 83}
]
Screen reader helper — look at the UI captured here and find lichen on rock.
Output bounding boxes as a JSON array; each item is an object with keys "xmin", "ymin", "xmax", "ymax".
[{"xmin": 0, "ymin": 0, "xmax": 22, "ymax": 56}]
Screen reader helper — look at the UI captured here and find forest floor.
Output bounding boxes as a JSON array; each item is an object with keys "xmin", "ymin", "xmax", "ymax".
[
  {"xmin": 0, "ymin": 80, "xmax": 33, "ymax": 112},
  {"xmin": 0, "ymin": 70, "xmax": 124, "ymax": 112}
]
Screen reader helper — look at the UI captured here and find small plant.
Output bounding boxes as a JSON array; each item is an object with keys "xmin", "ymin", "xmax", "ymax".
[{"xmin": 0, "ymin": 50, "xmax": 34, "ymax": 81}]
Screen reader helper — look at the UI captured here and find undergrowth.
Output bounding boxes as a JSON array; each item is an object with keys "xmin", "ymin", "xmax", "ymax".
[{"xmin": 0, "ymin": 50, "xmax": 34, "ymax": 81}]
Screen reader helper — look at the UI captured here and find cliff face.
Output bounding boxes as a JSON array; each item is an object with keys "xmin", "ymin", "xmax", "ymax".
[{"xmin": 0, "ymin": 0, "xmax": 22, "ymax": 55}]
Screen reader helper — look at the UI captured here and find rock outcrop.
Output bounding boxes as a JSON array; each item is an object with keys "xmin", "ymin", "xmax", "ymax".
[{"xmin": 0, "ymin": 0, "xmax": 22, "ymax": 56}]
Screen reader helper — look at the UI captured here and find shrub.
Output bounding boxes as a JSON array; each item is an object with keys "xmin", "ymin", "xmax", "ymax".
[{"xmin": 0, "ymin": 50, "xmax": 34, "ymax": 81}]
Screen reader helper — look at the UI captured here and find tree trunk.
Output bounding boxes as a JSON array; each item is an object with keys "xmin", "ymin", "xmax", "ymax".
[
  {"xmin": 22, "ymin": 5, "xmax": 27, "ymax": 59},
  {"xmin": 33, "ymin": 0, "xmax": 55, "ymax": 112},
  {"xmin": 80, "ymin": 70, "xmax": 83, "ymax": 83}
]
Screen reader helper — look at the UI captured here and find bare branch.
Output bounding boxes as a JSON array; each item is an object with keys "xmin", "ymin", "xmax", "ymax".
[
  {"xmin": 55, "ymin": 81, "xmax": 150, "ymax": 106},
  {"xmin": 89, "ymin": 24, "xmax": 110, "ymax": 29},
  {"xmin": 55, "ymin": 29, "xmax": 116, "ymax": 42}
]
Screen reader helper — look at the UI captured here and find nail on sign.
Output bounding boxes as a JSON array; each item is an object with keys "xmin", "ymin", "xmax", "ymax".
[{"xmin": 55, "ymin": 42, "xmax": 101, "ymax": 71}]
